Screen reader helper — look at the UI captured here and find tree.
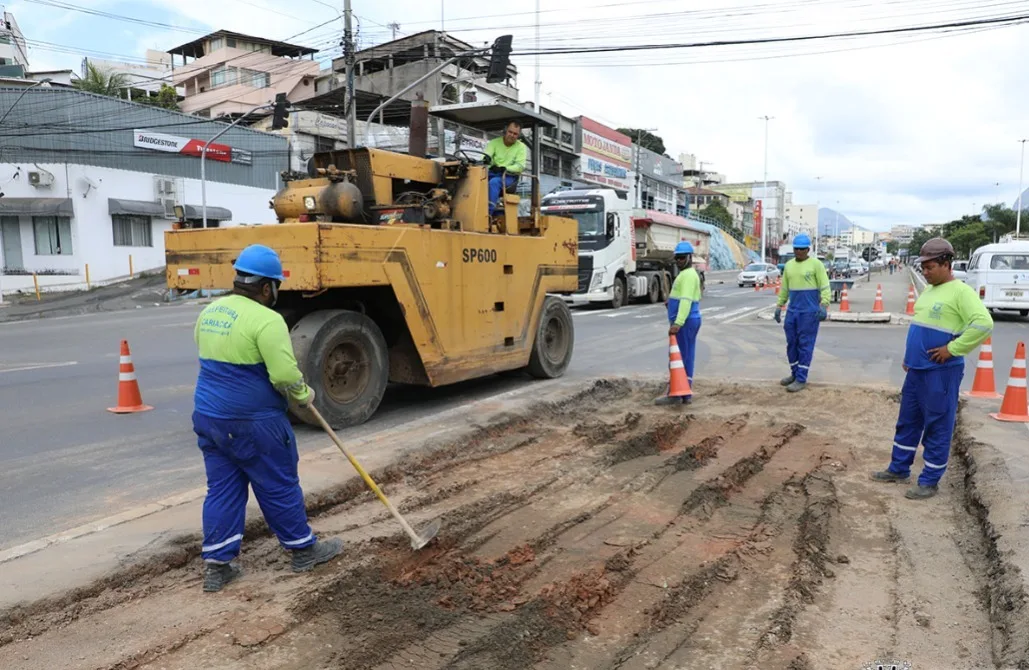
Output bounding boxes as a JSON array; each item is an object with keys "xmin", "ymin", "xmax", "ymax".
[
  {"xmin": 886, "ymin": 240, "xmax": 900, "ymax": 255},
  {"xmin": 73, "ymin": 62, "xmax": 130, "ymax": 98},
  {"xmin": 700, "ymin": 199, "xmax": 734, "ymax": 230},
  {"xmin": 617, "ymin": 128, "xmax": 665, "ymax": 155},
  {"xmin": 138, "ymin": 84, "xmax": 180, "ymax": 111}
]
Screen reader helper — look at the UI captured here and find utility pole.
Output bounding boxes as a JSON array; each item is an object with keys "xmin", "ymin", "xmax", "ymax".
[
  {"xmin": 1017, "ymin": 139, "xmax": 1027, "ymax": 238},
  {"xmin": 813, "ymin": 175, "xmax": 822, "ymax": 256},
  {"xmin": 533, "ymin": 0, "xmax": 541, "ymax": 112},
  {"xmin": 343, "ymin": 0, "xmax": 357, "ymax": 148},
  {"xmin": 759, "ymin": 115, "xmax": 774, "ymax": 263},
  {"xmin": 388, "ymin": 22, "xmax": 400, "ymax": 40}
]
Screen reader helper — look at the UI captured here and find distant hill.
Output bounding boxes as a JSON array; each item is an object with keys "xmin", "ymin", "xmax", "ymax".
[{"xmin": 818, "ymin": 208, "xmax": 854, "ymax": 236}]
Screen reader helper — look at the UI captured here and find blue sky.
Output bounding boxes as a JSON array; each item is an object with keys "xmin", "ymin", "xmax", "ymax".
[{"xmin": 12, "ymin": 0, "xmax": 1029, "ymax": 231}]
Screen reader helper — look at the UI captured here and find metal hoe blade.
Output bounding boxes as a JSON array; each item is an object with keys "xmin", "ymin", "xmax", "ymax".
[{"xmin": 411, "ymin": 518, "xmax": 442, "ymax": 551}]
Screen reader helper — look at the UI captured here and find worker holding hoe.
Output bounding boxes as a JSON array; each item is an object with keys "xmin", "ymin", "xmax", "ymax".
[
  {"xmin": 775, "ymin": 233, "xmax": 830, "ymax": 393},
  {"xmin": 656, "ymin": 241, "xmax": 702, "ymax": 406},
  {"xmin": 872, "ymin": 238, "xmax": 992, "ymax": 500},
  {"xmin": 484, "ymin": 120, "xmax": 526, "ymax": 215},
  {"xmin": 193, "ymin": 244, "xmax": 343, "ymax": 592}
]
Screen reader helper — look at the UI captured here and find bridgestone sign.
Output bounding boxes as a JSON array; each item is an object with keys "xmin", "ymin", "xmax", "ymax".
[{"xmin": 133, "ymin": 130, "xmax": 252, "ymax": 165}]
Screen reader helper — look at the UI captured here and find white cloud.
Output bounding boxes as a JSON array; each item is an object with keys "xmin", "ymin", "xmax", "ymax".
[{"xmin": 11, "ymin": 0, "xmax": 1029, "ymax": 229}]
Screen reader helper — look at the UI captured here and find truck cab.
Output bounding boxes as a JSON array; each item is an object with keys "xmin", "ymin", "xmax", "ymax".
[{"xmin": 541, "ymin": 188, "xmax": 636, "ymax": 308}]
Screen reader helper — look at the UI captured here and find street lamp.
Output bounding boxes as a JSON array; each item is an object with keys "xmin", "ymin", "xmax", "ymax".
[
  {"xmin": 1017, "ymin": 139, "xmax": 1027, "ymax": 239},
  {"xmin": 0, "ymin": 78, "xmax": 52, "ymax": 127},
  {"xmin": 758, "ymin": 115, "xmax": 774, "ymax": 263}
]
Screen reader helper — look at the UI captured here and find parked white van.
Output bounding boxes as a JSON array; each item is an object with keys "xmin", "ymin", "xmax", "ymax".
[{"xmin": 965, "ymin": 240, "xmax": 1029, "ymax": 317}]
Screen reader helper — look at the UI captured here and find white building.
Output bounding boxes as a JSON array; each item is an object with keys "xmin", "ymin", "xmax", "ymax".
[
  {"xmin": 83, "ymin": 50, "xmax": 181, "ymax": 101},
  {"xmin": 0, "ymin": 12, "xmax": 29, "ymax": 75},
  {"xmin": 0, "ymin": 87, "xmax": 286, "ymax": 294}
]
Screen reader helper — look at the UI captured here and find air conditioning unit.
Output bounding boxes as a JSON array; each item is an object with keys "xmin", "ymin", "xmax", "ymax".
[
  {"xmin": 154, "ymin": 176, "xmax": 176, "ymax": 198},
  {"xmin": 162, "ymin": 197, "xmax": 178, "ymax": 219},
  {"xmin": 28, "ymin": 171, "xmax": 54, "ymax": 188}
]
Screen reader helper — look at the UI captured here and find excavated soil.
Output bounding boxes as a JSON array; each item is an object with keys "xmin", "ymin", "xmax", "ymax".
[{"xmin": 1, "ymin": 379, "xmax": 1025, "ymax": 670}]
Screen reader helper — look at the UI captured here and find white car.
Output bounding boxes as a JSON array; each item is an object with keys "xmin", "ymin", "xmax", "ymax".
[
  {"xmin": 738, "ymin": 263, "xmax": 781, "ymax": 287},
  {"xmin": 952, "ymin": 259, "xmax": 968, "ymax": 282}
]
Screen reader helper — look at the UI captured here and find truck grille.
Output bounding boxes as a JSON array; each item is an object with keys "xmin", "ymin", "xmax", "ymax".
[{"xmin": 577, "ymin": 256, "xmax": 593, "ymax": 293}]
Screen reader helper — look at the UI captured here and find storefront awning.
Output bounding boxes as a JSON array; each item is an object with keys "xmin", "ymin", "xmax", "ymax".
[
  {"xmin": 108, "ymin": 198, "xmax": 166, "ymax": 217},
  {"xmin": 182, "ymin": 204, "xmax": 232, "ymax": 221},
  {"xmin": 0, "ymin": 197, "xmax": 74, "ymax": 217}
]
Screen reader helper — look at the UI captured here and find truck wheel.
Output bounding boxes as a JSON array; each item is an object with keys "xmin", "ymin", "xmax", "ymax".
[
  {"xmin": 658, "ymin": 273, "xmax": 671, "ymax": 302},
  {"xmin": 608, "ymin": 275, "xmax": 627, "ymax": 309},
  {"xmin": 646, "ymin": 276, "xmax": 660, "ymax": 304},
  {"xmin": 1021, "ymin": 310, "xmax": 1028, "ymax": 318},
  {"xmin": 528, "ymin": 296, "xmax": 575, "ymax": 379},
  {"xmin": 290, "ymin": 310, "xmax": 389, "ymax": 429}
]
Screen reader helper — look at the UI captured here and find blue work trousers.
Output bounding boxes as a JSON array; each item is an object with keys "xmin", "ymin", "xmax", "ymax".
[
  {"xmin": 888, "ymin": 366, "xmax": 963, "ymax": 487},
  {"xmin": 674, "ymin": 317, "xmax": 702, "ymax": 394},
  {"xmin": 194, "ymin": 411, "xmax": 316, "ymax": 563},
  {"xmin": 489, "ymin": 173, "xmax": 518, "ymax": 214},
  {"xmin": 785, "ymin": 311, "xmax": 820, "ymax": 383}
]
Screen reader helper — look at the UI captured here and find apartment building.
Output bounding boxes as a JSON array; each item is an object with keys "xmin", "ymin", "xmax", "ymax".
[
  {"xmin": 167, "ymin": 30, "xmax": 320, "ymax": 119},
  {"xmin": 0, "ymin": 11, "xmax": 28, "ymax": 77},
  {"xmin": 82, "ymin": 50, "xmax": 182, "ymax": 101}
]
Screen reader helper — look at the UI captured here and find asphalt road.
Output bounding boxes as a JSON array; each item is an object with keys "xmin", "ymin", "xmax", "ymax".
[{"xmin": 1, "ymin": 273, "xmax": 1025, "ymax": 551}]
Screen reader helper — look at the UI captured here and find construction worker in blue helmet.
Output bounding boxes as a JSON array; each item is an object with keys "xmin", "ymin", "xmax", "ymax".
[
  {"xmin": 774, "ymin": 233, "xmax": 830, "ymax": 393},
  {"xmin": 872, "ymin": 238, "xmax": 992, "ymax": 500},
  {"xmin": 192, "ymin": 244, "xmax": 342, "ymax": 592},
  {"xmin": 656, "ymin": 241, "xmax": 702, "ymax": 405}
]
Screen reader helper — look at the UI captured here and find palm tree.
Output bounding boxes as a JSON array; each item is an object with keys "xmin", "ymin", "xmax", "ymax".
[{"xmin": 73, "ymin": 62, "xmax": 130, "ymax": 98}]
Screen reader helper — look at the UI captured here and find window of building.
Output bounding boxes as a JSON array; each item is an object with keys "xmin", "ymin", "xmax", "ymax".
[
  {"xmin": 209, "ymin": 37, "xmax": 224, "ymax": 52},
  {"xmin": 315, "ymin": 135, "xmax": 336, "ymax": 153},
  {"xmin": 32, "ymin": 216, "xmax": 73, "ymax": 255},
  {"xmin": 561, "ymin": 131, "xmax": 573, "ymax": 145},
  {"xmin": 112, "ymin": 215, "xmax": 153, "ymax": 248},
  {"xmin": 226, "ymin": 37, "xmax": 237, "ymax": 48},
  {"xmin": 210, "ymin": 66, "xmax": 238, "ymax": 88},
  {"xmin": 542, "ymin": 155, "xmax": 559, "ymax": 176},
  {"xmin": 238, "ymin": 68, "xmax": 270, "ymax": 88},
  {"xmin": 560, "ymin": 158, "xmax": 572, "ymax": 180}
]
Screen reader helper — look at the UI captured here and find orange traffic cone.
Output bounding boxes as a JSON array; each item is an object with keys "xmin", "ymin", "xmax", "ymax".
[
  {"xmin": 991, "ymin": 342, "xmax": 1029, "ymax": 423},
  {"xmin": 667, "ymin": 335, "xmax": 692, "ymax": 397},
  {"xmin": 774, "ymin": 278, "xmax": 781, "ymax": 296},
  {"xmin": 905, "ymin": 285, "xmax": 916, "ymax": 316},
  {"xmin": 755, "ymin": 280, "xmax": 762, "ymax": 292},
  {"xmin": 966, "ymin": 337, "xmax": 1002, "ymax": 399},
  {"xmin": 872, "ymin": 284, "xmax": 884, "ymax": 313},
  {"xmin": 107, "ymin": 340, "xmax": 153, "ymax": 414},
  {"xmin": 839, "ymin": 287, "xmax": 851, "ymax": 313}
]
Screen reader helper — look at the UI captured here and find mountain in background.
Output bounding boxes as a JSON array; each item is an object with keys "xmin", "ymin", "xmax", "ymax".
[
  {"xmin": 818, "ymin": 208, "xmax": 854, "ymax": 236},
  {"xmin": 1013, "ymin": 188, "xmax": 1029, "ymax": 210}
]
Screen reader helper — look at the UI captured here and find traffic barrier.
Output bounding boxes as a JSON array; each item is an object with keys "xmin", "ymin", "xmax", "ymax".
[
  {"xmin": 839, "ymin": 287, "xmax": 851, "ymax": 313},
  {"xmin": 966, "ymin": 337, "xmax": 1002, "ymax": 399},
  {"xmin": 990, "ymin": 341, "xmax": 1029, "ymax": 423},
  {"xmin": 107, "ymin": 340, "xmax": 153, "ymax": 414},
  {"xmin": 872, "ymin": 284, "xmax": 884, "ymax": 313},
  {"xmin": 666, "ymin": 335, "xmax": 692, "ymax": 398},
  {"xmin": 905, "ymin": 284, "xmax": 916, "ymax": 316}
]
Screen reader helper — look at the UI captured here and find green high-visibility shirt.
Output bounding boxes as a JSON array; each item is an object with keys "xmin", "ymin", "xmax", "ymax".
[
  {"xmin": 905, "ymin": 279, "xmax": 993, "ymax": 370},
  {"xmin": 668, "ymin": 267, "xmax": 702, "ymax": 326},
  {"xmin": 485, "ymin": 136, "xmax": 527, "ymax": 174},
  {"xmin": 777, "ymin": 257, "xmax": 830, "ymax": 312}
]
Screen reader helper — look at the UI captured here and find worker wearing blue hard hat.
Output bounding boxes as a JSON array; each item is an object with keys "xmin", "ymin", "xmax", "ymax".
[
  {"xmin": 656, "ymin": 241, "xmax": 702, "ymax": 405},
  {"xmin": 774, "ymin": 233, "xmax": 830, "ymax": 392},
  {"xmin": 192, "ymin": 244, "xmax": 343, "ymax": 592}
]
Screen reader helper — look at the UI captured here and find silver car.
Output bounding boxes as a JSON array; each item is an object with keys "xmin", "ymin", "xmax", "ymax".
[{"xmin": 738, "ymin": 263, "xmax": 781, "ymax": 287}]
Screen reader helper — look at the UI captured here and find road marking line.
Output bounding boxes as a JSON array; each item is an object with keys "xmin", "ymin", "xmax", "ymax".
[
  {"xmin": 721, "ymin": 305, "xmax": 774, "ymax": 324},
  {"xmin": 702, "ymin": 306, "xmax": 727, "ymax": 314},
  {"xmin": 0, "ymin": 361, "xmax": 78, "ymax": 374},
  {"xmin": 715, "ymin": 306, "xmax": 760, "ymax": 322}
]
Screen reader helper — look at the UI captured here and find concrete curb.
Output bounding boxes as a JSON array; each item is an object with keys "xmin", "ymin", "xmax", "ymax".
[{"xmin": 828, "ymin": 312, "xmax": 893, "ymax": 323}]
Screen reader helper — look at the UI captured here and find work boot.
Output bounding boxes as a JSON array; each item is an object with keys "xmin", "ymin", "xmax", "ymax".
[
  {"xmin": 203, "ymin": 562, "xmax": 243, "ymax": 593},
  {"xmin": 291, "ymin": 537, "xmax": 344, "ymax": 573},
  {"xmin": 654, "ymin": 395, "xmax": 687, "ymax": 406},
  {"xmin": 780, "ymin": 375, "xmax": 795, "ymax": 386},
  {"xmin": 785, "ymin": 381, "xmax": 807, "ymax": 393},
  {"xmin": 905, "ymin": 484, "xmax": 939, "ymax": 500},
  {"xmin": 871, "ymin": 470, "xmax": 910, "ymax": 483}
]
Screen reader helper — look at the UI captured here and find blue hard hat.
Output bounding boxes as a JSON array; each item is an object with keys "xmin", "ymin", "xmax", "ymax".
[
  {"xmin": 233, "ymin": 244, "xmax": 285, "ymax": 282},
  {"xmin": 674, "ymin": 241, "xmax": 694, "ymax": 255},
  {"xmin": 792, "ymin": 233, "xmax": 811, "ymax": 249}
]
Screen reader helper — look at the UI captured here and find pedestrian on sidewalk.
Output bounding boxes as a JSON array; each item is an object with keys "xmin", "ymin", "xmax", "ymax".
[
  {"xmin": 889, "ymin": 259, "xmax": 896, "ymax": 275},
  {"xmin": 775, "ymin": 234, "xmax": 830, "ymax": 393},
  {"xmin": 872, "ymin": 238, "xmax": 993, "ymax": 500},
  {"xmin": 656, "ymin": 241, "xmax": 702, "ymax": 405},
  {"xmin": 192, "ymin": 244, "xmax": 343, "ymax": 592}
]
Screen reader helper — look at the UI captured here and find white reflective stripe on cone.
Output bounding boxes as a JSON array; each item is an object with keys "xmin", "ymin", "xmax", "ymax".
[
  {"xmin": 120, "ymin": 356, "xmax": 132, "ymax": 364},
  {"xmin": 983, "ymin": 345, "xmax": 993, "ymax": 353},
  {"xmin": 1008, "ymin": 377, "xmax": 1027, "ymax": 388},
  {"xmin": 119, "ymin": 372, "xmax": 137, "ymax": 382},
  {"xmin": 670, "ymin": 346, "xmax": 681, "ymax": 354},
  {"xmin": 670, "ymin": 361, "xmax": 685, "ymax": 369},
  {"xmin": 978, "ymin": 361, "xmax": 994, "ymax": 368},
  {"xmin": 1013, "ymin": 359, "xmax": 1027, "ymax": 369}
]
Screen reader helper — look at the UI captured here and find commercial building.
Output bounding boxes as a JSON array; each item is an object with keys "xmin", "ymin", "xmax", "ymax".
[
  {"xmin": 890, "ymin": 224, "xmax": 916, "ymax": 246},
  {"xmin": 711, "ymin": 181, "xmax": 786, "ymax": 256},
  {"xmin": 0, "ymin": 87, "xmax": 286, "ymax": 294},
  {"xmin": 785, "ymin": 202, "xmax": 818, "ymax": 240},
  {"xmin": 578, "ymin": 117, "xmax": 632, "ymax": 197},
  {"xmin": 538, "ymin": 106, "xmax": 588, "ymax": 194},
  {"xmin": 678, "ymin": 153, "xmax": 723, "ymax": 189},
  {"xmin": 634, "ymin": 145, "xmax": 685, "ymax": 216},
  {"xmin": 167, "ymin": 30, "xmax": 321, "ymax": 119},
  {"xmin": 851, "ymin": 227, "xmax": 877, "ymax": 246}
]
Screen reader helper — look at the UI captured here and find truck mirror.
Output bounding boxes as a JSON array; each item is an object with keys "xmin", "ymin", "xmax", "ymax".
[{"xmin": 606, "ymin": 213, "xmax": 616, "ymax": 238}]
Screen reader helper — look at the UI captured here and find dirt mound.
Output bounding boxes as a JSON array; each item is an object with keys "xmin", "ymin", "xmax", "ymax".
[{"xmin": 0, "ymin": 380, "xmax": 1018, "ymax": 670}]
